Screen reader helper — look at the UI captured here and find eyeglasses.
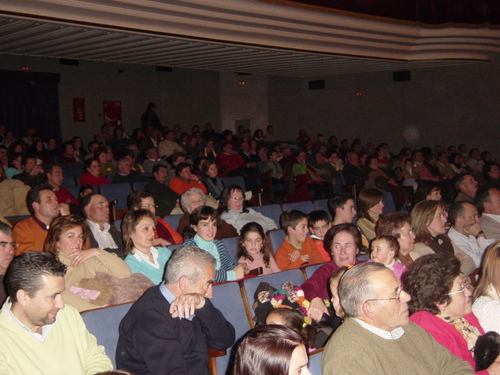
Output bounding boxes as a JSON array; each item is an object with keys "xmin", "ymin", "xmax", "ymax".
[
  {"xmin": 0, "ymin": 241, "xmax": 18, "ymax": 250},
  {"xmin": 366, "ymin": 287, "xmax": 405, "ymax": 303},
  {"xmin": 229, "ymin": 196, "xmax": 244, "ymax": 201},
  {"xmin": 448, "ymin": 278, "xmax": 472, "ymax": 296}
]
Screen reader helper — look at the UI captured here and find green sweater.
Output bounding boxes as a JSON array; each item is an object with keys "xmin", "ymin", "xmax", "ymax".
[
  {"xmin": 323, "ymin": 318, "xmax": 474, "ymax": 375},
  {"xmin": 0, "ymin": 302, "xmax": 112, "ymax": 374}
]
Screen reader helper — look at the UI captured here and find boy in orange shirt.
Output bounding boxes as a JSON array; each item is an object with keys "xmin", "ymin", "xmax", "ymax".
[
  {"xmin": 308, "ymin": 210, "xmax": 332, "ymax": 262},
  {"xmin": 275, "ymin": 210, "xmax": 325, "ymax": 271}
]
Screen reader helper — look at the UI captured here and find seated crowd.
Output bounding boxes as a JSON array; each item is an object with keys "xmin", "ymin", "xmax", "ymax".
[{"xmin": 0, "ymin": 122, "xmax": 499, "ymax": 374}]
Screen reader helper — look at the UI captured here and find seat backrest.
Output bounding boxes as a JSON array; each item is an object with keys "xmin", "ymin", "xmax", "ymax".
[
  {"xmin": 314, "ymin": 198, "xmax": 331, "ymax": 220},
  {"xmin": 241, "ymin": 268, "xmax": 305, "ymax": 324},
  {"xmin": 163, "ymin": 214, "xmax": 183, "ymax": 232},
  {"xmin": 252, "ymin": 204, "xmax": 282, "ymax": 228},
  {"xmin": 303, "ymin": 262, "xmax": 325, "ymax": 279},
  {"xmin": 100, "ymin": 183, "xmax": 132, "ymax": 209},
  {"xmin": 266, "ymin": 229, "xmax": 285, "ymax": 254},
  {"xmin": 282, "ymin": 201, "xmax": 315, "ymax": 215},
  {"xmin": 81, "ymin": 302, "xmax": 133, "ymax": 369},
  {"xmin": 132, "ymin": 180, "xmax": 148, "ymax": 192},
  {"xmin": 64, "ymin": 169, "xmax": 83, "ymax": 178},
  {"xmin": 211, "ymin": 282, "xmax": 252, "ymax": 375},
  {"xmin": 308, "ymin": 348, "xmax": 324, "ymax": 375},
  {"xmin": 382, "ymin": 191, "xmax": 396, "ymax": 214},
  {"xmin": 220, "ymin": 176, "xmax": 246, "ymax": 192},
  {"xmin": 61, "ymin": 176, "xmax": 77, "ymax": 187},
  {"xmin": 222, "ymin": 236, "xmax": 240, "ymax": 263}
]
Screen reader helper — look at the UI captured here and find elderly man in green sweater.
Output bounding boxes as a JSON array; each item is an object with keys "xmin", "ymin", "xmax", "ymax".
[
  {"xmin": 0, "ymin": 252, "xmax": 112, "ymax": 374},
  {"xmin": 323, "ymin": 262, "xmax": 475, "ymax": 375}
]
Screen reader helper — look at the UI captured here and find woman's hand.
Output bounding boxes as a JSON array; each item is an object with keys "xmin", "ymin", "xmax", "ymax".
[
  {"xmin": 69, "ymin": 248, "xmax": 101, "ymax": 267},
  {"xmin": 308, "ymin": 297, "xmax": 329, "ymax": 323},
  {"xmin": 153, "ymin": 238, "xmax": 171, "ymax": 247}
]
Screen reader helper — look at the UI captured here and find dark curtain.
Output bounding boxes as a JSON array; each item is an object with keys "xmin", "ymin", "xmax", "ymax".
[
  {"xmin": 0, "ymin": 70, "xmax": 61, "ymax": 142},
  {"xmin": 288, "ymin": 0, "xmax": 500, "ymax": 25}
]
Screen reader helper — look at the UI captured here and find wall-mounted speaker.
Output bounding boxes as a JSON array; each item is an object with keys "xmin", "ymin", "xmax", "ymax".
[
  {"xmin": 393, "ymin": 71, "xmax": 411, "ymax": 82},
  {"xmin": 60, "ymin": 58, "xmax": 79, "ymax": 66},
  {"xmin": 308, "ymin": 80, "xmax": 325, "ymax": 90}
]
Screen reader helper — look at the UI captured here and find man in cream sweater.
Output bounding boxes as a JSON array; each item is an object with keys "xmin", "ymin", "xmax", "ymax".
[{"xmin": 0, "ymin": 252, "xmax": 112, "ymax": 374}]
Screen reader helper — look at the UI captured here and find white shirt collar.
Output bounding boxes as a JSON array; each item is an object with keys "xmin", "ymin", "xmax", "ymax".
[
  {"xmin": 2, "ymin": 298, "xmax": 57, "ymax": 342},
  {"xmin": 353, "ymin": 318, "xmax": 405, "ymax": 340},
  {"xmin": 131, "ymin": 247, "xmax": 160, "ymax": 269}
]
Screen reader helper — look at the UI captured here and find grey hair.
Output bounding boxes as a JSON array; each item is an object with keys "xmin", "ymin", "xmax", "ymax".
[
  {"xmin": 180, "ymin": 188, "xmax": 207, "ymax": 213},
  {"xmin": 0, "ymin": 221, "xmax": 12, "ymax": 236},
  {"xmin": 339, "ymin": 262, "xmax": 387, "ymax": 318},
  {"xmin": 164, "ymin": 245, "xmax": 215, "ymax": 284}
]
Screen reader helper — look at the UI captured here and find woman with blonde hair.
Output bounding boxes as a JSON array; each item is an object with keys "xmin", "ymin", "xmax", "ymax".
[
  {"xmin": 44, "ymin": 214, "xmax": 131, "ymax": 312},
  {"xmin": 410, "ymin": 200, "xmax": 475, "ymax": 276},
  {"xmin": 472, "ymin": 241, "xmax": 500, "ymax": 333}
]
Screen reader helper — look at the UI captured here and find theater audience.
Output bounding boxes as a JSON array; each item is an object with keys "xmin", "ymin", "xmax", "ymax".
[
  {"xmin": 80, "ymin": 158, "xmax": 111, "ymax": 186},
  {"xmin": 356, "ymin": 188, "xmax": 384, "ymax": 241}
]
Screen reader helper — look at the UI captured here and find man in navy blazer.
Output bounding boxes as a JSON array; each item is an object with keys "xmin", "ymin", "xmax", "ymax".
[{"xmin": 116, "ymin": 245, "xmax": 235, "ymax": 374}]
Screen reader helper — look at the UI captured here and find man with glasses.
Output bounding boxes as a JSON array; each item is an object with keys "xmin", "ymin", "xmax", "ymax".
[
  {"xmin": 0, "ymin": 222, "xmax": 15, "ymax": 304},
  {"xmin": 323, "ymin": 262, "xmax": 474, "ymax": 374}
]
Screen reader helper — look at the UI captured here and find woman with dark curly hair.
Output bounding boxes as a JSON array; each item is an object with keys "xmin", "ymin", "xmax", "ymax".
[{"xmin": 405, "ymin": 254, "xmax": 497, "ymax": 374}]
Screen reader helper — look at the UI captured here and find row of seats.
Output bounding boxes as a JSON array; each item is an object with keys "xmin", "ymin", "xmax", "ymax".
[{"xmin": 81, "ymin": 266, "xmax": 326, "ymax": 375}]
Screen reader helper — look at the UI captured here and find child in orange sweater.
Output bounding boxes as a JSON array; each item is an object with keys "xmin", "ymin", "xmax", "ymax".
[{"xmin": 275, "ymin": 210, "xmax": 325, "ymax": 271}]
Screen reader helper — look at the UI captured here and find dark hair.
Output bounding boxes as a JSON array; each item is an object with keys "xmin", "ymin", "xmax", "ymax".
[
  {"xmin": 476, "ymin": 186, "xmax": 496, "ymax": 214},
  {"xmin": 201, "ymin": 159, "xmax": 217, "ymax": 178},
  {"xmin": 233, "ymin": 325, "xmax": 305, "ymax": 375},
  {"xmin": 80, "ymin": 192, "xmax": 98, "ymax": 217},
  {"xmin": 127, "ymin": 190, "xmax": 154, "ymax": 210},
  {"xmin": 78, "ymin": 184, "xmax": 94, "ymax": 198},
  {"xmin": 152, "ymin": 163, "xmax": 167, "ymax": 175},
  {"xmin": 190, "ymin": 206, "xmax": 220, "ymax": 226},
  {"xmin": 121, "ymin": 209, "xmax": 157, "ymax": 255},
  {"xmin": 412, "ymin": 180, "xmax": 441, "ymax": 206},
  {"xmin": 370, "ymin": 235, "xmax": 400, "ymax": 258},
  {"xmin": 219, "ymin": 185, "xmax": 248, "ymax": 213},
  {"xmin": 453, "ymin": 172, "xmax": 472, "ymax": 192},
  {"xmin": 357, "ymin": 188, "xmax": 383, "ymax": 222},
  {"xmin": 483, "ymin": 162, "xmax": 499, "ymax": 181},
  {"xmin": 324, "ymin": 223, "xmax": 362, "ymax": 254},
  {"xmin": 84, "ymin": 157, "xmax": 99, "ymax": 173},
  {"xmin": 175, "ymin": 162, "xmax": 191, "ymax": 177},
  {"xmin": 307, "ymin": 210, "xmax": 329, "ymax": 228},
  {"xmin": 266, "ymin": 309, "xmax": 316, "ymax": 349},
  {"xmin": 27, "ymin": 183, "xmax": 55, "ymax": 215},
  {"xmin": 184, "ymin": 206, "xmax": 221, "ymax": 239},
  {"xmin": 279, "ymin": 210, "xmax": 307, "ymax": 233},
  {"xmin": 448, "ymin": 201, "xmax": 472, "ymax": 226},
  {"xmin": 237, "ymin": 222, "xmax": 271, "ymax": 267},
  {"xmin": 5, "ymin": 252, "xmax": 66, "ymax": 303},
  {"xmin": 404, "ymin": 254, "xmax": 461, "ymax": 315},
  {"xmin": 328, "ymin": 194, "xmax": 354, "ymax": 219},
  {"xmin": 375, "ymin": 212, "xmax": 411, "ymax": 239},
  {"xmin": 44, "ymin": 215, "xmax": 90, "ymax": 257}
]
